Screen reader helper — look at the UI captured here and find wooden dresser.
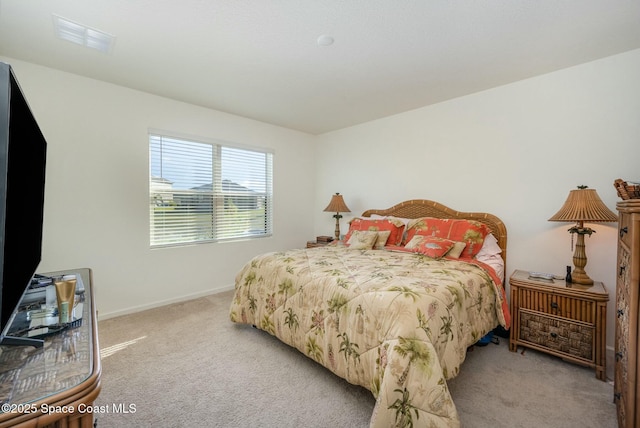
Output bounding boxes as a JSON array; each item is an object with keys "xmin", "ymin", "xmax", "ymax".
[
  {"xmin": 615, "ymin": 200, "xmax": 640, "ymax": 428},
  {"xmin": 509, "ymin": 269, "xmax": 608, "ymax": 380}
]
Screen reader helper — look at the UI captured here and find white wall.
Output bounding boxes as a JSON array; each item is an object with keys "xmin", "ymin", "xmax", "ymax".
[
  {"xmin": 314, "ymin": 49, "xmax": 640, "ymax": 376},
  {"xmin": 4, "ymin": 49, "xmax": 639, "ymax": 379},
  {"xmin": 1, "ymin": 57, "xmax": 316, "ymax": 319}
]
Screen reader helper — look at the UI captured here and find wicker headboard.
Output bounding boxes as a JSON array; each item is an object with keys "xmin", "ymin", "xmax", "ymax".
[{"xmin": 361, "ymin": 199, "xmax": 508, "ymax": 266}]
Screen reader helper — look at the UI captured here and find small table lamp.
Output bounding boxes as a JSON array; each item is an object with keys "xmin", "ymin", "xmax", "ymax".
[
  {"xmin": 323, "ymin": 193, "xmax": 351, "ymax": 241},
  {"xmin": 548, "ymin": 185, "xmax": 617, "ymax": 285}
]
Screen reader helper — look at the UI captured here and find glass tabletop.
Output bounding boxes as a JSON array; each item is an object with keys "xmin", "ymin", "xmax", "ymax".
[{"xmin": 0, "ymin": 268, "xmax": 94, "ymax": 407}]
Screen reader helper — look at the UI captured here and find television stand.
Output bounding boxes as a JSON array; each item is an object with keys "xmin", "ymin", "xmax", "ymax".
[
  {"xmin": 0, "ymin": 335, "xmax": 43, "ymax": 348},
  {"xmin": 0, "ymin": 268, "xmax": 100, "ymax": 428}
]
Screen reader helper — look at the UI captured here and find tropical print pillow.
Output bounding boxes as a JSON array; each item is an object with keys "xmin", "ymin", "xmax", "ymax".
[
  {"xmin": 406, "ymin": 217, "xmax": 489, "ymax": 258},
  {"xmin": 372, "ymin": 230, "xmax": 391, "ymax": 250},
  {"xmin": 346, "ymin": 230, "xmax": 378, "ymax": 249},
  {"xmin": 445, "ymin": 241, "xmax": 467, "ymax": 259},
  {"xmin": 404, "ymin": 235, "xmax": 455, "ymax": 259},
  {"xmin": 345, "ymin": 218, "xmax": 405, "ymax": 246}
]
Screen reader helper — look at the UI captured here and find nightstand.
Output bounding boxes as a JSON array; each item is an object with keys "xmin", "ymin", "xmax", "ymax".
[
  {"xmin": 306, "ymin": 236, "xmax": 334, "ymax": 248},
  {"xmin": 306, "ymin": 240, "xmax": 330, "ymax": 248},
  {"xmin": 509, "ymin": 269, "xmax": 608, "ymax": 380}
]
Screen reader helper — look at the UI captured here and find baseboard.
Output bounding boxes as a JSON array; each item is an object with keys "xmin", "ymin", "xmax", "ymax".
[{"xmin": 97, "ymin": 284, "xmax": 235, "ymax": 321}]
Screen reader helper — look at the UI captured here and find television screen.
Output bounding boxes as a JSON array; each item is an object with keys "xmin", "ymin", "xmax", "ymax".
[{"xmin": 0, "ymin": 62, "xmax": 47, "ymax": 346}]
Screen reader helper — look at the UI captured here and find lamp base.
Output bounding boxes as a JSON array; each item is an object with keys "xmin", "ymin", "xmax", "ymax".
[
  {"xmin": 569, "ymin": 270, "xmax": 594, "ymax": 285},
  {"xmin": 570, "ymin": 228, "xmax": 594, "ymax": 285},
  {"xmin": 333, "ymin": 213, "xmax": 342, "ymax": 241}
]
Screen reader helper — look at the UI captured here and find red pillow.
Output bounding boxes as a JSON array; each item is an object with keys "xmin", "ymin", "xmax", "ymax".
[
  {"xmin": 345, "ymin": 218, "xmax": 405, "ymax": 246},
  {"xmin": 406, "ymin": 217, "xmax": 489, "ymax": 258},
  {"xmin": 405, "ymin": 217, "xmax": 451, "ymax": 243},
  {"xmin": 405, "ymin": 236, "xmax": 455, "ymax": 259}
]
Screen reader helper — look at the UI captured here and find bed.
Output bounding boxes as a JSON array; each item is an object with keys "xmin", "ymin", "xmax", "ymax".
[{"xmin": 229, "ymin": 199, "xmax": 510, "ymax": 427}]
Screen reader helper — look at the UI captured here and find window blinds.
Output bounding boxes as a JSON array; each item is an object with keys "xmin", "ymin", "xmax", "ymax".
[{"xmin": 149, "ymin": 133, "xmax": 273, "ymax": 247}]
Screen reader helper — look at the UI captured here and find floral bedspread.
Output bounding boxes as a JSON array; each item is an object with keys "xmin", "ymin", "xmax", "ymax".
[{"xmin": 229, "ymin": 246, "xmax": 509, "ymax": 427}]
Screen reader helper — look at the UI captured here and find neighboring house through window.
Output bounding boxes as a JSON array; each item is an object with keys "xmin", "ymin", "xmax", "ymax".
[{"xmin": 149, "ymin": 132, "xmax": 273, "ymax": 247}]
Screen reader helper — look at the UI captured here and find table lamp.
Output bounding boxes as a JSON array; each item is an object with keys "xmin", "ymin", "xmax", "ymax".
[
  {"xmin": 323, "ymin": 193, "xmax": 351, "ymax": 241},
  {"xmin": 548, "ymin": 185, "xmax": 617, "ymax": 285}
]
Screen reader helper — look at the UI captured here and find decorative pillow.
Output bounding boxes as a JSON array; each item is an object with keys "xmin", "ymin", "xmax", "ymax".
[
  {"xmin": 373, "ymin": 230, "xmax": 392, "ymax": 250},
  {"xmin": 448, "ymin": 220, "xmax": 489, "ymax": 257},
  {"xmin": 403, "ymin": 234, "xmax": 425, "ymax": 250},
  {"xmin": 445, "ymin": 241, "xmax": 467, "ymax": 259},
  {"xmin": 405, "ymin": 235, "xmax": 455, "ymax": 259},
  {"xmin": 406, "ymin": 217, "xmax": 490, "ymax": 258},
  {"xmin": 346, "ymin": 230, "xmax": 379, "ymax": 249},
  {"xmin": 370, "ymin": 214, "xmax": 412, "ymax": 229},
  {"xmin": 345, "ymin": 218, "xmax": 405, "ymax": 246},
  {"xmin": 370, "ymin": 214, "xmax": 412, "ymax": 243},
  {"xmin": 405, "ymin": 217, "xmax": 447, "ymax": 242}
]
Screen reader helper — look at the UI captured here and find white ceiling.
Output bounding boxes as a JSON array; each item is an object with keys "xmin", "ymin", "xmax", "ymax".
[{"xmin": 1, "ymin": 0, "xmax": 639, "ymax": 135}]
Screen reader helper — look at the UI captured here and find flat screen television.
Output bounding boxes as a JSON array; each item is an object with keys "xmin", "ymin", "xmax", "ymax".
[{"xmin": 0, "ymin": 62, "xmax": 47, "ymax": 347}]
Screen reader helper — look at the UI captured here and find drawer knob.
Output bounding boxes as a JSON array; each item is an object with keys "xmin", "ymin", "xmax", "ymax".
[
  {"xmin": 550, "ymin": 302, "xmax": 558, "ymax": 310},
  {"xmin": 550, "ymin": 332, "xmax": 557, "ymax": 338},
  {"xmin": 620, "ymin": 226, "xmax": 628, "ymax": 238},
  {"xmin": 616, "ymin": 352, "xmax": 623, "ymax": 361}
]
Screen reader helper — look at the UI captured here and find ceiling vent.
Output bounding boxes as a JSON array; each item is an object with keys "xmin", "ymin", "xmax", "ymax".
[{"xmin": 53, "ymin": 14, "xmax": 115, "ymax": 54}]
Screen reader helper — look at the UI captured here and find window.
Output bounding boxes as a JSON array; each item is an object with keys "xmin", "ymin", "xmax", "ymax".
[{"xmin": 149, "ymin": 132, "xmax": 273, "ymax": 247}]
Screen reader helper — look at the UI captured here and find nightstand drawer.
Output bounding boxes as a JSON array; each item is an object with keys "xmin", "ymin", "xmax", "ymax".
[
  {"xmin": 515, "ymin": 286, "xmax": 597, "ymax": 323},
  {"xmin": 519, "ymin": 309, "xmax": 594, "ymax": 361}
]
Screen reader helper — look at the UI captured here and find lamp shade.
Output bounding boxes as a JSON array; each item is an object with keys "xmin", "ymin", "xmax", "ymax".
[
  {"xmin": 323, "ymin": 193, "xmax": 351, "ymax": 213},
  {"xmin": 548, "ymin": 187, "xmax": 617, "ymax": 223}
]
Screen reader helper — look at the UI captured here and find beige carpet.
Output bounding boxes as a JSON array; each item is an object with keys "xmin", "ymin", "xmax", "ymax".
[{"xmin": 94, "ymin": 290, "xmax": 616, "ymax": 427}]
